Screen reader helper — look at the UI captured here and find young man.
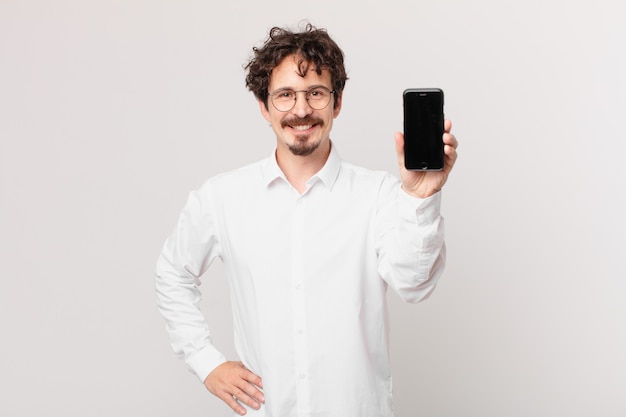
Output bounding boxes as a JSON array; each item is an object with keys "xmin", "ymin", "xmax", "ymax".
[{"xmin": 156, "ymin": 24, "xmax": 458, "ymax": 417}]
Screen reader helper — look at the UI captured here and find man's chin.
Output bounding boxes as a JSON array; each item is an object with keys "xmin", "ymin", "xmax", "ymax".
[
  {"xmin": 288, "ymin": 144, "xmax": 318, "ymax": 157},
  {"xmin": 288, "ymin": 138, "xmax": 320, "ymax": 157}
]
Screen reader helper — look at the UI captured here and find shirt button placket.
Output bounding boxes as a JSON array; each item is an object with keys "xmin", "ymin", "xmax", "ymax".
[{"xmin": 291, "ymin": 196, "xmax": 310, "ymax": 414}]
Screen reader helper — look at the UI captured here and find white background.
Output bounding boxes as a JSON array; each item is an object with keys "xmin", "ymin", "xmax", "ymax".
[{"xmin": 1, "ymin": 1, "xmax": 624, "ymax": 416}]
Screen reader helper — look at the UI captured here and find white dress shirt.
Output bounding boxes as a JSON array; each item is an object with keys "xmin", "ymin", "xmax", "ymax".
[{"xmin": 155, "ymin": 144, "xmax": 446, "ymax": 417}]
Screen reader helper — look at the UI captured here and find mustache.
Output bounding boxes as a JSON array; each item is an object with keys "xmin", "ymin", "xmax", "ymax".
[{"xmin": 281, "ymin": 115, "xmax": 324, "ymax": 128}]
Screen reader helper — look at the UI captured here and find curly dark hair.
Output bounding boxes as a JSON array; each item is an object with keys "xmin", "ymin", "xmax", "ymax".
[{"xmin": 245, "ymin": 23, "xmax": 348, "ymax": 109}]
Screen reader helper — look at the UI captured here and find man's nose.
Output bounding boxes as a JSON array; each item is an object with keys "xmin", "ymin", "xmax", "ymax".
[{"xmin": 291, "ymin": 91, "xmax": 314, "ymax": 118}]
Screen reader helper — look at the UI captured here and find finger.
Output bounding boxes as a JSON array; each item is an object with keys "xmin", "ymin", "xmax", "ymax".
[
  {"xmin": 240, "ymin": 367, "xmax": 263, "ymax": 388},
  {"xmin": 445, "ymin": 144, "xmax": 457, "ymax": 164},
  {"xmin": 443, "ymin": 143, "xmax": 458, "ymax": 173},
  {"xmin": 223, "ymin": 392, "xmax": 248, "ymax": 416},
  {"xmin": 237, "ymin": 369, "xmax": 265, "ymax": 403},
  {"xmin": 394, "ymin": 132, "xmax": 406, "ymax": 168},
  {"xmin": 231, "ymin": 387, "xmax": 262, "ymax": 412},
  {"xmin": 443, "ymin": 132, "xmax": 458, "ymax": 149},
  {"xmin": 231, "ymin": 365, "xmax": 264, "ymax": 408},
  {"xmin": 238, "ymin": 384, "xmax": 264, "ymax": 407},
  {"xmin": 444, "ymin": 119, "xmax": 452, "ymax": 133},
  {"xmin": 233, "ymin": 364, "xmax": 263, "ymax": 390}
]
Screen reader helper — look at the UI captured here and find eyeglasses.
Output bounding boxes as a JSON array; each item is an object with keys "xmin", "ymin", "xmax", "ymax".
[{"xmin": 269, "ymin": 86, "xmax": 335, "ymax": 112}]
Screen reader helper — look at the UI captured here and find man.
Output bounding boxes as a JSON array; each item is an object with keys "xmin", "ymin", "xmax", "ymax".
[{"xmin": 156, "ymin": 23, "xmax": 458, "ymax": 417}]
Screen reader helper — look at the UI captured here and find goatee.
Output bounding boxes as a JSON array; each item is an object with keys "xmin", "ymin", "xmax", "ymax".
[{"xmin": 288, "ymin": 135, "xmax": 320, "ymax": 156}]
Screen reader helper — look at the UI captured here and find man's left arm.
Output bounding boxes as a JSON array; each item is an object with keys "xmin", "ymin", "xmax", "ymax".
[{"xmin": 376, "ymin": 120, "xmax": 458, "ymax": 302}]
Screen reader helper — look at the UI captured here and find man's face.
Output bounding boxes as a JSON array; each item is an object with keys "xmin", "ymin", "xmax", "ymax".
[{"xmin": 259, "ymin": 55, "xmax": 342, "ymax": 157}]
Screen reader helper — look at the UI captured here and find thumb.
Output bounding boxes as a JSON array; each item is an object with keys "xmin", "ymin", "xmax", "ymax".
[{"xmin": 394, "ymin": 132, "xmax": 406, "ymax": 168}]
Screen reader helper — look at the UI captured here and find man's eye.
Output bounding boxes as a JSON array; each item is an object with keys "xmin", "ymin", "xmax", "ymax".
[{"xmin": 309, "ymin": 88, "xmax": 328, "ymax": 99}]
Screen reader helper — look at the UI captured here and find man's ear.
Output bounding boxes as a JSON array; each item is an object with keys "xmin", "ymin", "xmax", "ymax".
[
  {"xmin": 258, "ymin": 100, "xmax": 271, "ymax": 122},
  {"xmin": 333, "ymin": 92, "xmax": 343, "ymax": 118}
]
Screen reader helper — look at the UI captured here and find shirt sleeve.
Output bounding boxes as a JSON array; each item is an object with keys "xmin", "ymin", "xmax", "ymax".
[
  {"xmin": 375, "ymin": 175, "xmax": 446, "ymax": 303},
  {"xmin": 154, "ymin": 185, "xmax": 227, "ymax": 382}
]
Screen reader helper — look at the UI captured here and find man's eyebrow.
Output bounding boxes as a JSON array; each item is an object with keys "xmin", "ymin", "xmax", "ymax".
[{"xmin": 271, "ymin": 84, "xmax": 329, "ymax": 92}]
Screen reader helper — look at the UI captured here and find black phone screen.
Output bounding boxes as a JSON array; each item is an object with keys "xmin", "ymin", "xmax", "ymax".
[{"xmin": 403, "ymin": 88, "xmax": 444, "ymax": 171}]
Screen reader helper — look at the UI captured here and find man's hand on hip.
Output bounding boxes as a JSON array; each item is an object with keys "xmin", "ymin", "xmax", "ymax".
[{"xmin": 204, "ymin": 361, "xmax": 265, "ymax": 416}]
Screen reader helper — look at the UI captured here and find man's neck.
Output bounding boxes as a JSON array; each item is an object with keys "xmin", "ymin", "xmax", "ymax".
[{"xmin": 276, "ymin": 141, "xmax": 331, "ymax": 194}]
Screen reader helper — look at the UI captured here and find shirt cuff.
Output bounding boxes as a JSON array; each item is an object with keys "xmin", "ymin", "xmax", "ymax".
[
  {"xmin": 186, "ymin": 344, "xmax": 227, "ymax": 383},
  {"xmin": 398, "ymin": 188, "xmax": 442, "ymax": 225}
]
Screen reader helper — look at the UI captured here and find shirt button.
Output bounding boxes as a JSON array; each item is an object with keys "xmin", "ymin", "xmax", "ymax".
[
  {"xmin": 295, "ymin": 283, "xmax": 302, "ymax": 290},
  {"xmin": 296, "ymin": 328, "xmax": 303, "ymax": 335},
  {"xmin": 299, "ymin": 373, "xmax": 306, "ymax": 379}
]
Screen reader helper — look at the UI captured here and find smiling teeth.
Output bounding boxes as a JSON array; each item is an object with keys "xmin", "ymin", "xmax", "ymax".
[{"xmin": 292, "ymin": 125, "xmax": 312, "ymax": 131}]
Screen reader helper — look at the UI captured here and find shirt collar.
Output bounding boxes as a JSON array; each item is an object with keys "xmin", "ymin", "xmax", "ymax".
[{"xmin": 261, "ymin": 142, "xmax": 342, "ymax": 190}]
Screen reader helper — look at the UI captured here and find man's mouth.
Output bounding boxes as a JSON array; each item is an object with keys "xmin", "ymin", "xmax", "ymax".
[{"xmin": 282, "ymin": 117, "xmax": 322, "ymax": 132}]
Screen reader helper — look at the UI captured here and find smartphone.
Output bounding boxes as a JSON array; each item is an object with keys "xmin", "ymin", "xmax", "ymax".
[{"xmin": 403, "ymin": 88, "xmax": 445, "ymax": 171}]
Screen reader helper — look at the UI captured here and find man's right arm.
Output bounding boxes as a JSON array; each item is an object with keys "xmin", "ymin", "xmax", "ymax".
[
  {"xmin": 154, "ymin": 188, "xmax": 227, "ymax": 381},
  {"xmin": 155, "ymin": 187, "xmax": 265, "ymax": 415}
]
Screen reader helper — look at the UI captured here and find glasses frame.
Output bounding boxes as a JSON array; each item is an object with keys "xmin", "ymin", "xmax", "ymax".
[{"xmin": 268, "ymin": 86, "xmax": 336, "ymax": 112}]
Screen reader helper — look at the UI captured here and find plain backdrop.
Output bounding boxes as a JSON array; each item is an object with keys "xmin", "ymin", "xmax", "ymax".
[{"xmin": 1, "ymin": 1, "xmax": 625, "ymax": 416}]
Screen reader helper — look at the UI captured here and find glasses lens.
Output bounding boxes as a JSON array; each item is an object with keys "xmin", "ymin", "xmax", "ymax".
[
  {"xmin": 271, "ymin": 90, "xmax": 296, "ymax": 112},
  {"xmin": 307, "ymin": 87, "xmax": 332, "ymax": 110}
]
